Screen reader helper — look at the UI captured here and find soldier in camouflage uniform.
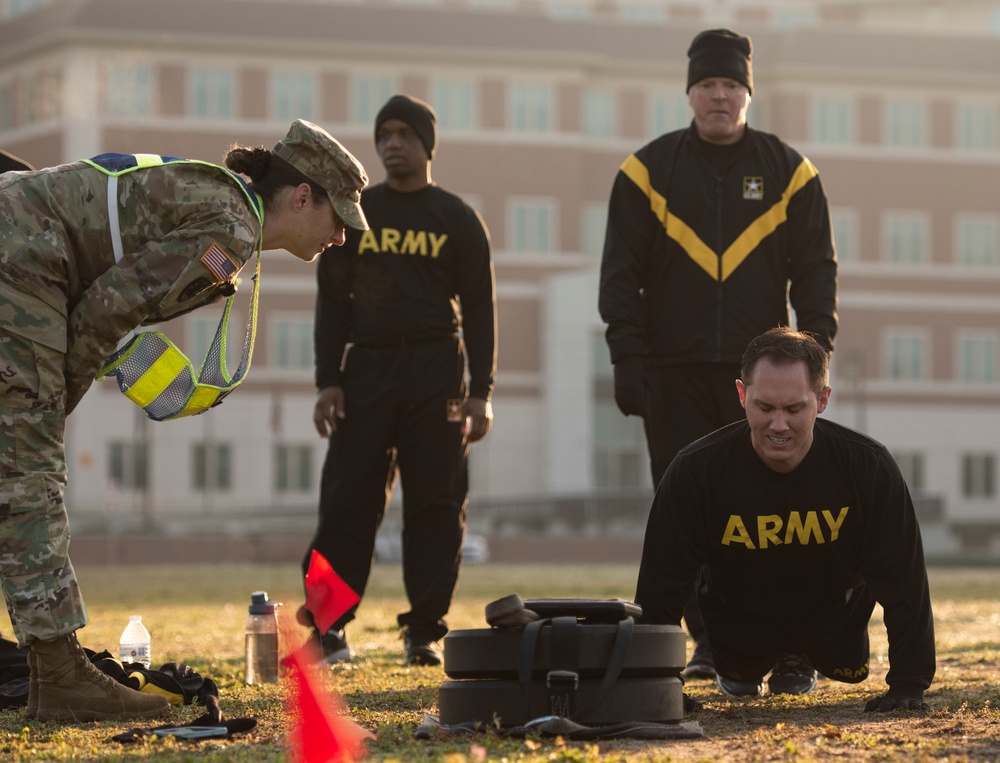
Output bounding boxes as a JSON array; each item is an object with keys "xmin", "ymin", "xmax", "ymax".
[{"xmin": 0, "ymin": 119, "xmax": 368, "ymax": 722}]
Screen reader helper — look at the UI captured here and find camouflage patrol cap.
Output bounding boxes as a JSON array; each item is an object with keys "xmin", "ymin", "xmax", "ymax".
[{"xmin": 274, "ymin": 119, "xmax": 369, "ymax": 230}]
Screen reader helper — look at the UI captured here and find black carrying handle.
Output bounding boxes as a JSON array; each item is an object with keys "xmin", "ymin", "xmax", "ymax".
[{"xmin": 517, "ymin": 615, "xmax": 635, "ymax": 722}]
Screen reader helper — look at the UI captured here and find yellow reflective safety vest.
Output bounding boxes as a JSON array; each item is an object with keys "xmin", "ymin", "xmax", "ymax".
[{"xmin": 85, "ymin": 153, "xmax": 264, "ymax": 421}]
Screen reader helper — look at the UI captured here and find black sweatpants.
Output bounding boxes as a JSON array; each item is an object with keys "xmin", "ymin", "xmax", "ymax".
[
  {"xmin": 305, "ymin": 336, "xmax": 469, "ymax": 642},
  {"xmin": 643, "ymin": 362, "xmax": 746, "ymax": 648},
  {"xmin": 699, "ymin": 584, "xmax": 874, "ymax": 685}
]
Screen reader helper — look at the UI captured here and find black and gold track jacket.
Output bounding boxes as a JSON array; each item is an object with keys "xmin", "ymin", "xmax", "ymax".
[{"xmin": 599, "ymin": 125, "xmax": 838, "ymax": 366}]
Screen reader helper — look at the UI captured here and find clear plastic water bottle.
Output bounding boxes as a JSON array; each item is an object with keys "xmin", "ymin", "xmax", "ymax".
[
  {"xmin": 245, "ymin": 591, "xmax": 280, "ymax": 684},
  {"xmin": 119, "ymin": 614, "xmax": 152, "ymax": 669}
]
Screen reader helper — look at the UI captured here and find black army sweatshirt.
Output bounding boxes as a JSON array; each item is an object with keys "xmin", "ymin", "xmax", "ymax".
[
  {"xmin": 314, "ymin": 182, "xmax": 496, "ymax": 401},
  {"xmin": 635, "ymin": 418, "xmax": 935, "ymax": 693}
]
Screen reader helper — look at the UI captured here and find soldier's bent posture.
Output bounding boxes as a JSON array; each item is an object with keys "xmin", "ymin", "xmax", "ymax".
[{"xmin": 0, "ymin": 121, "xmax": 368, "ymax": 721}]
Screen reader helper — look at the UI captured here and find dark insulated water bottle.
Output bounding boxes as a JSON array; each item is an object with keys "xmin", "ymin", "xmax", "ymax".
[{"xmin": 245, "ymin": 591, "xmax": 279, "ymax": 684}]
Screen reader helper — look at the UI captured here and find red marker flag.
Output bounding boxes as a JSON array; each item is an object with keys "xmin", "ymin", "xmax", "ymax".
[
  {"xmin": 284, "ymin": 641, "xmax": 373, "ymax": 763},
  {"xmin": 304, "ymin": 550, "xmax": 361, "ymax": 634}
]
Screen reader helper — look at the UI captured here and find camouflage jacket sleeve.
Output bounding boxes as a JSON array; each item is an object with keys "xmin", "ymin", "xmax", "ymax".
[{"xmin": 64, "ymin": 223, "xmax": 257, "ymax": 412}]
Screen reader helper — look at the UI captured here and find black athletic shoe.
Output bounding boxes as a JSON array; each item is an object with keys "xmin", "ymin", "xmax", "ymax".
[
  {"xmin": 681, "ymin": 641, "xmax": 717, "ymax": 680},
  {"xmin": 767, "ymin": 653, "xmax": 817, "ymax": 695},
  {"xmin": 716, "ymin": 674, "xmax": 765, "ymax": 699},
  {"xmin": 319, "ymin": 629, "xmax": 353, "ymax": 665},
  {"xmin": 281, "ymin": 627, "xmax": 352, "ymax": 668},
  {"xmin": 402, "ymin": 632, "xmax": 442, "ymax": 666}
]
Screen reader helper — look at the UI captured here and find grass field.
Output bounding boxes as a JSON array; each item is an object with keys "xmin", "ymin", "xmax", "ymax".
[{"xmin": 0, "ymin": 562, "xmax": 996, "ymax": 762}]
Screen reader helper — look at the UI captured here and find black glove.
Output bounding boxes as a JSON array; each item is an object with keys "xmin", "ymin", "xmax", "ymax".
[
  {"xmin": 613, "ymin": 355, "xmax": 648, "ymax": 417},
  {"xmin": 863, "ymin": 689, "xmax": 929, "ymax": 713}
]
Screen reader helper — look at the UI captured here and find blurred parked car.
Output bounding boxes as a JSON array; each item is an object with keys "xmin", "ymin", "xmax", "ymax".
[{"xmin": 375, "ymin": 532, "xmax": 489, "ymax": 564}]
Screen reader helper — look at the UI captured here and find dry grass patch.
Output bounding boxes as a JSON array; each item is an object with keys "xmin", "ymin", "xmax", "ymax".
[{"xmin": 0, "ymin": 563, "xmax": 995, "ymax": 761}]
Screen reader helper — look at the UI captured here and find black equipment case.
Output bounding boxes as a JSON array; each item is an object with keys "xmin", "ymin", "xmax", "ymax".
[{"xmin": 438, "ymin": 596, "xmax": 686, "ymax": 727}]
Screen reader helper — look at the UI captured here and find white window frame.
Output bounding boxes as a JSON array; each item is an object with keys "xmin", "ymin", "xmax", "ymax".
[
  {"xmin": 107, "ymin": 63, "xmax": 153, "ymax": 118},
  {"xmin": 191, "ymin": 441, "xmax": 233, "ymax": 492},
  {"xmin": 883, "ymin": 328, "xmax": 928, "ymax": 382},
  {"xmin": 190, "ymin": 66, "xmax": 235, "ymax": 120},
  {"xmin": 506, "ymin": 197, "xmax": 557, "ymax": 253},
  {"xmin": 581, "ymin": 203, "xmax": 608, "ymax": 259},
  {"xmin": 431, "ymin": 78, "xmax": 476, "ymax": 130},
  {"xmin": 884, "ymin": 98, "xmax": 927, "ymax": 148},
  {"xmin": 882, "ymin": 211, "xmax": 930, "ymax": 265},
  {"xmin": 830, "ymin": 207, "xmax": 858, "ymax": 264},
  {"xmin": 274, "ymin": 443, "xmax": 315, "ymax": 493},
  {"xmin": 351, "ymin": 74, "xmax": 394, "ymax": 126},
  {"xmin": 956, "ymin": 330, "xmax": 999, "ymax": 384},
  {"xmin": 647, "ymin": 91, "xmax": 688, "ymax": 139},
  {"xmin": 961, "ymin": 452, "xmax": 996, "ymax": 499},
  {"xmin": 272, "ymin": 315, "xmax": 314, "ymax": 370},
  {"xmin": 273, "ymin": 71, "xmax": 317, "ymax": 122},
  {"xmin": 812, "ymin": 95, "xmax": 855, "ymax": 146},
  {"xmin": 509, "ymin": 82, "xmax": 554, "ymax": 133},
  {"xmin": 581, "ymin": 89, "xmax": 615, "ymax": 139},
  {"xmin": 954, "ymin": 214, "xmax": 999, "ymax": 268},
  {"xmin": 955, "ymin": 101, "xmax": 998, "ymax": 152}
]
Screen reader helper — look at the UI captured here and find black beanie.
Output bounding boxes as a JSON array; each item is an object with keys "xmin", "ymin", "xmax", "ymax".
[
  {"xmin": 374, "ymin": 94, "xmax": 438, "ymax": 159},
  {"xmin": 686, "ymin": 29, "xmax": 753, "ymax": 95}
]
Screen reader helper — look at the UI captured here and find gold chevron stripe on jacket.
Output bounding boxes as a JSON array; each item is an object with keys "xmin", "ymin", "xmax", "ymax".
[{"xmin": 620, "ymin": 153, "xmax": 819, "ymax": 281}]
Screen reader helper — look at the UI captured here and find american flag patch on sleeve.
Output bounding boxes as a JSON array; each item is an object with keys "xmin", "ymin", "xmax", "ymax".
[{"xmin": 200, "ymin": 242, "xmax": 239, "ymax": 282}]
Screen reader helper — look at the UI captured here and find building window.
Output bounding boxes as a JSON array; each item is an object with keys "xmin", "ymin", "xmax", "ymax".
[
  {"xmin": 108, "ymin": 441, "xmax": 149, "ymax": 490},
  {"xmin": 955, "ymin": 216, "xmax": 999, "ymax": 268},
  {"xmin": 773, "ymin": 8, "xmax": 819, "ymax": 27},
  {"xmin": 883, "ymin": 212, "xmax": 929, "ymax": 265},
  {"xmin": 812, "ymin": 96, "xmax": 854, "ymax": 145},
  {"xmin": 648, "ymin": 92, "xmax": 688, "ymax": 139},
  {"xmin": 3, "ymin": 0, "xmax": 46, "ymax": 19},
  {"xmin": 591, "ymin": 332, "xmax": 649, "ymax": 490},
  {"xmin": 188, "ymin": 312, "xmax": 239, "ymax": 374},
  {"xmin": 507, "ymin": 198, "xmax": 556, "ymax": 253},
  {"xmin": 468, "ymin": 0, "xmax": 515, "ymax": 9},
  {"xmin": 830, "ymin": 208, "xmax": 858, "ymax": 263},
  {"xmin": 509, "ymin": 83, "xmax": 553, "ymax": 132},
  {"xmin": 16, "ymin": 69, "xmax": 60, "ymax": 125},
  {"xmin": 581, "ymin": 89, "xmax": 614, "ymax": 138},
  {"xmin": 192, "ymin": 442, "xmax": 232, "ymax": 491},
  {"xmin": 620, "ymin": 3, "xmax": 665, "ymax": 22},
  {"xmin": 108, "ymin": 64, "xmax": 152, "ymax": 118},
  {"xmin": 191, "ymin": 68, "xmax": 234, "ymax": 119},
  {"xmin": 274, "ymin": 317, "xmax": 313, "ymax": 370},
  {"xmin": 431, "ymin": 79, "xmax": 475, "ymax": 130},
  {"xmin": 545, "ymin": 1, "xmax": 590, "ymax": 19},
  {"xmin": 352, "ymin": 75, "xmax": 393, "ymax": 126},
  {"xmin": 956, "ymin": 102, "xmax": 998, "ymax": 152},
  {"xmin": 273, "ymin": 72, "xmax": 316, "ymax": 121},
  {"xmin": 885, "ymin": 99, "xmax": 927, "ymax": 148},
  {"xmin": 957, "ymin": 333, "xmax": 998, "ymax": 384},
  {"xmin": 891, "ymin": 450, "xmax": 925, "ymax": 492},
  {"xmin": 884, "ymin": 331, "xmax": 927, "ymax": 381},
  {"xmin": 0, "ymin": 81, "xmax": 13, "ymax": 129},
  {"xmin": 274, "ymin": 444, "xmax": 314, "ymax": 492},
  {"xmin": 961, "ymin": 453, "xmax": 996, "ymax": 498},
  {"xmin": 580, "ymin": 203, "xmax": 608, "ymax": 259}
]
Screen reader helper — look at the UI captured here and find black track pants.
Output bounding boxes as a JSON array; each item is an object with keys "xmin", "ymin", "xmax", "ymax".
[
  {"xmin": 305, "ymin": 336, "xmax": 469, "ymax": 642},
  {"xmin": 643, "ymin": 362, "xmax": 745, "ymax": 649},
  {"xmin": 699, "ymin": 584, "xmax": 874, "ymax": 685}
]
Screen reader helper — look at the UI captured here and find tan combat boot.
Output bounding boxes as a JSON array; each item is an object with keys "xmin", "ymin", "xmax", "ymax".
[
  {"xmin": 32, "ymin": 632, "xmax": 170, "ymax": 722},
  {"xmin": 25, "ymin": 648, "xmax": 37, "ymax": 719}
]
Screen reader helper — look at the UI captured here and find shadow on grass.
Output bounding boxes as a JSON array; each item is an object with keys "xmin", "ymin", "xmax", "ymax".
[{"xmin": 343, "ymin": 685, "xmax": 440, "ymax": 715}]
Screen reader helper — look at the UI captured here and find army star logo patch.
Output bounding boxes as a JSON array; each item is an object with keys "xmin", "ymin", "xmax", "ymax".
[
  {"xmin": 446, "ymin": 399, "xmax": 464, "ymax": 422},
  {"xmin": 200, "ymin": 242, "xmax": 239, "ymax": 282},
  {"xmin": 743, "ymin": 176, "xmax": 764, "ymax": 200}
]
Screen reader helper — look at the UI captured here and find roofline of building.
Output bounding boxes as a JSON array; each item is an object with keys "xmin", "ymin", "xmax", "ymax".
[{"xmin": 5, "ymin": 0, "xmax": 1000, "ymax": 83}]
